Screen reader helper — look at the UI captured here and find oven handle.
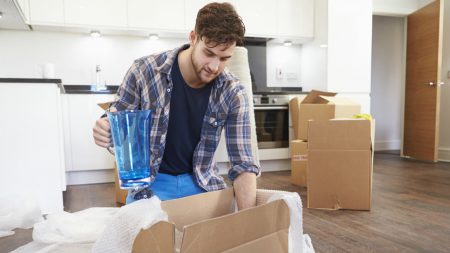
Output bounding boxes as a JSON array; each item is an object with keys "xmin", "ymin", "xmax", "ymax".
[{"xmin": 254, "ymin": 106, "xmax": 289, "ymax": 110}]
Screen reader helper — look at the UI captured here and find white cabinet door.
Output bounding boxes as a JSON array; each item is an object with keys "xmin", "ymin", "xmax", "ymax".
[
  {"xmin": 63, "ymin": 94, "xmax": 116, "ymax": 171},
  {"xmin": 232, "ymin": 0, "xmax": 277, "ymax": 37},
  {"xmin": 16, "ymin": 0, "xmax": 30, "ymax": 22},
  {"xmin": 29, "ymin": 0, "xmax": 64, "ymax": 24},
  {"xmin": 64, "ymin": 0, "xmax": 127, "ymax": 28},
  {"xmin": 128, "ymin": 0, "xmax": 185, "ymax": 31},
  {"xmin": 0, "ymin": 83, "xmax": 65, "ymax": 214},
  {"xmin": 277, "ymin": 0, "xmax": 314, "ymax": 38}
]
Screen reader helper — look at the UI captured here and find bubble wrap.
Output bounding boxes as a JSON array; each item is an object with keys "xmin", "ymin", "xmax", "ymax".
[
  {"xmin": 257, "ymin": 189, "xmax": 315, "ymax": 253},
  {"xmin": 91, "ymin": 196, "xmax": 168, "ymax": 253}
]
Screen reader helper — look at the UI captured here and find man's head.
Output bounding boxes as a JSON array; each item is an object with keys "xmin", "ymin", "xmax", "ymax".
[
  {"xmin": 195, "ymin": 2, "xmax": 245, "ymax": 47},
  {"xmin": 188, "ymin": 2, "xmax": 245, "ymax": 85}
]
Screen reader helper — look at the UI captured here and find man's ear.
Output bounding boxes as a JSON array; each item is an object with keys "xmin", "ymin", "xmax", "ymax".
[{"xmin": 189, "ymin": 30, "xmax": 197, "ymax": 46}]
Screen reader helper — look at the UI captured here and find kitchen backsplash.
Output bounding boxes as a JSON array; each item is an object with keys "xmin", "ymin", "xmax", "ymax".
[{"xmin": 0, "ymin": 30, "xmax": 304, "ymax": 88}]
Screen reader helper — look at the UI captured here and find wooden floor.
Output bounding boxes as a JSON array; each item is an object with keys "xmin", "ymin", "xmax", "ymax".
[{"xmin": 2, "ymin": 152, "xmax": 450, "ymax": 252}]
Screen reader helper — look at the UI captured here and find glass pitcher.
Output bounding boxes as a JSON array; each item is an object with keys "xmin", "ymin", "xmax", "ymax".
[{"xmin": 107, "ymin": 110, "xmax": 153, "ymax": 189}]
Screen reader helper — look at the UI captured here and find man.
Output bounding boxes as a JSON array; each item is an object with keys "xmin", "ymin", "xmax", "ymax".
[{"xmin": 93, "ymin": 2, "xmax": 260, "ymax": 210}]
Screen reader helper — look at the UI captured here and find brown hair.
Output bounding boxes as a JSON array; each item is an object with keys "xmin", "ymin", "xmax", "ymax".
[{"xmin": 195, "ymin": 2, "xmax": 245, "ymax": 47}]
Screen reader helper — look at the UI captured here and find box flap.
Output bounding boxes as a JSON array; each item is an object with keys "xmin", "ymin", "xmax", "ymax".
[
  {"xmin": 320, "ymin": 96, "xmax": 357, "ymax": 106},
  {"xmin": 132, "ymin": 221, "xmax": 175, "ymax": 253},
  {"xmin": 289, "ymin": 96, "xmax": 306, "ymax": 139},
  {"xmin": 222, "ymin": 230, "xmax": 289, "ymax": 253},
  {"xmin": 308, "ymin": 119, "xmax": 372, "ymax": 150},
  {"xmin": 97, "ymin": 101, "xmax": 114, "ymax": 111},
  {"xmin": 161, "ymin": 188, "xmax": 234, "ymax": 230},
  {"xmin": 301, "ymin": 90, "xmax": 337, "ymax": 104},
  {"xmin": 180, "ymin": 199, "xmax": 290, "ymax": 253}
]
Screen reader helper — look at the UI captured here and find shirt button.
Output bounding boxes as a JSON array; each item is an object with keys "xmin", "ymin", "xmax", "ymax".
[
  {"xmin": 213, "ymin": 121, "xmax": 218, "ymax": 127},
  {"xmin": 167, "ymin": 88, "xmax": 171, "ymax": 93}
]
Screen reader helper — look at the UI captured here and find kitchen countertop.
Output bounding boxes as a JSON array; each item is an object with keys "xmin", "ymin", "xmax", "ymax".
[
  {"xmin": 63, "ymin": 85, "xmax": 118, "ymax": 94},
  {"xmin": 0, "ymin": 79, "xmax": 118, "ymax": 94},
  {"xmin": 0, "ymin": 77, "xmax": 62, "ymax": 84}
]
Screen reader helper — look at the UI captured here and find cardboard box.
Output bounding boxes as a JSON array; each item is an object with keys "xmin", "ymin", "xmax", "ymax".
[
  {"xmin": 132, "ymin": 188, "xmax": 291, "ymax": 253},
  {"xmin": 289, "ymin": 90, "xmax": 361, "ymax": 140},
  {"xmin": 307, "ymin": 119, "xmax": 375, "ymax": 210},
  {"xmin": 290, "ymin": 140, "xmax": 308, "ymax": 187}
]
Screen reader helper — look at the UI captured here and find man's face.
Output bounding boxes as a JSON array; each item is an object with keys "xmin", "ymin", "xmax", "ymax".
[{"xmin": 189, "ymin": 33, "xmax": 236, "ymax": 84}]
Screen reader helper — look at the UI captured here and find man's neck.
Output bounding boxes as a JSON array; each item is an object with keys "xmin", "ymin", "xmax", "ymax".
[{"xmin": 178, "ymin": 47, "xmax": 206, "ymax": 89}]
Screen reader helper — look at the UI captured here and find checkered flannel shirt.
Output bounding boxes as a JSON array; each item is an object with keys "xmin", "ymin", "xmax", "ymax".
[{"xmin": 113, "ymin": 44, "xmax": 261, "ymax": 192}]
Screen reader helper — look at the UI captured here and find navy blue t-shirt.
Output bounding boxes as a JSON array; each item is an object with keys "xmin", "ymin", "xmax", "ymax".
[{"xmin": 158, "ymin": 55, "xmax": 213, "ymax": 175}]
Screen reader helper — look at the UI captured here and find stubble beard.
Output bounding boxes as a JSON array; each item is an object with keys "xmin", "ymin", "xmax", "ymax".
[{"xmin": 190, "ymin": 44, "xmax": 206, "ymax": 85}]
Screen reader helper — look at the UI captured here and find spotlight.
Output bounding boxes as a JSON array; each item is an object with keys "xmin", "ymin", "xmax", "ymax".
[
  {"xmin": 148, "ymin": 34, "xmax": 159, "ymax": 40},
  {"xmin": 283, "ymin": 40, "xmax": 292, "ymax": 47},
  {"xmin": 90, "ymin": 30, "xmax": 101, "ymax": 37}
]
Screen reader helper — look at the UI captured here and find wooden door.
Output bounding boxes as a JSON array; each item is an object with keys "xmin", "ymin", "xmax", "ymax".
[{"xmin": 403, "ymin": 0, "xmax": 443, "ymax": 162}]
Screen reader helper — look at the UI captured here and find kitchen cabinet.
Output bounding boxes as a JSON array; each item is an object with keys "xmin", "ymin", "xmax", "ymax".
[
  {"xmin": 62, "ymin": 93, "xmax": 116, "ymax": 172},
  {"xmin": 29, "ymin": 0, "xmax": 64, "ymax": 25},
  {"xmin": 277, "ymin": 0, "xmax": 314, "ymax": 38},
  {"xmin": 23, "ymin": 0, "xmax": 314, "ymax": 41},
  {"xmin": 64, "ymin": 0, "xmax": 127, "ymax": 28},
  {"xmin": 184, "ymin": 0, "xmax": 215, "ymax": 31},
  {"xmin": 232, "ymin": 0, "xmax": 278, "ymax": 37},
  {"xmin": 16, "ymin": 0, "xmax": 30, "ymax": 22},
  {"xmin": 128, "ymin": 0, "xmax": 185, "ymax": 31},
  {"xmin": 0, "ymin": 81, "xmax": 65, "ymax": 214}
]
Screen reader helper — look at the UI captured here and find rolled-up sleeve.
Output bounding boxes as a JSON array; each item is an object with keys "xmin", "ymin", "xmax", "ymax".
[
  {"xmin": 113, "ymin": 61, "xmax": 143, "ymax": 111},
  {"xmin": 225, "ymin": 86, "xmax": 261, "ymax": 181}
]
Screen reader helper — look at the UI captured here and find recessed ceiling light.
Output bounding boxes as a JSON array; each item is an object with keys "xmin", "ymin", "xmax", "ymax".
[
  {"xmin": 283, "ymin": 40, "xmax": 293, "ymax": 47},
  {"xmin": 90, "ymin": 30, "xmax": 101, "ymax": 37},
  {"xmin": 148, "ymin": 34, "xmax": 159, "ymax": 40},
  {"xmin": 319, "ymin": 44, "xmax": 328, "ymax": 48}
]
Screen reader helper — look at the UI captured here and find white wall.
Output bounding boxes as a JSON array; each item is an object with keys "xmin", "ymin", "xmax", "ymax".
[
  {"xmin": 266, "ymin": 43, "xmax": 302, "ymax": 87},
  {"xmin": 300, "ymin": 0, "xmax": 328, "ymax": 92},
  {"xmin": 439, "ymin": 0, "xmax": 450, "ymax": 161},
  {"xmin": 0, "ymin": 29, "xmax": 307, "ymax": 89},
  {"xmin": 0, "ymin": 30, "xmax": 187, "ymax": 85},
  {"xmin": 371, "ymin": 16, "xmax": 405, "ymax": 151},
  {"xmin": 327, "ymin": 0, "xmax": 373, "ymax": 114}
]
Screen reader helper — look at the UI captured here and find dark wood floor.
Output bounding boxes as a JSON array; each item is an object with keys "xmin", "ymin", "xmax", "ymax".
[{"xmin": 2, "ymin": 151, "xmax": 450, "ymax": 253}]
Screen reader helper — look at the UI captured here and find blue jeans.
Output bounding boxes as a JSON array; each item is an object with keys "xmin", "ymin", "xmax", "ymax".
[{"xmin": 126, "ymin": 172, "xmax": 206, "ymax": 204}]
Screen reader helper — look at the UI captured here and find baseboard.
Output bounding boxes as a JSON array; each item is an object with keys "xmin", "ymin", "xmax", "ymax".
[
  {"xmin": 438, "ymin": 147, "xmax": 450, "ymax": 162},
  {"xmin": 374, "ymin": 140, "xmax": 401, "ymax": 151},
  {"xmin": 66, "ymin": 169, "xmax": 115, "ymax": 185}
]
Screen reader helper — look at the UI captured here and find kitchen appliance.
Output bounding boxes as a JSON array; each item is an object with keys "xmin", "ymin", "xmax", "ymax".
[{"xmin": 253, "ymin": 92, "xmax": 290, "ymax": 149}]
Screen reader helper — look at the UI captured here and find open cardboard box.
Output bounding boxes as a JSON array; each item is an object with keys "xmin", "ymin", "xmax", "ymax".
[
  {"xmin": 290, "ymin": 90, "xmax": 361, "ymax": 140},
  {"xmin": 307, "ymin": 119, "xmax": 375, "ymax": 210},
  {"xmin": 132, "ymin": 188, "xmax": 291, "ymax": 253}
]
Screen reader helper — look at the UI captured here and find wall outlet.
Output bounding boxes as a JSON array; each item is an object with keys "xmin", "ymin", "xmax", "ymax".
[
  {"xmin": 276, "ymin": 68, "xmax": 283, "ymax": 79},
  {"xmin": 447, "ymin": 70, "xmax": 450, "ymax": 79}
]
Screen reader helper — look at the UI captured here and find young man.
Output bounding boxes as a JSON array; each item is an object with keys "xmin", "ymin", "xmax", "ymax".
[{"xmin": 93, "ymin": 2, "xmax": 260, "ymax": 210}]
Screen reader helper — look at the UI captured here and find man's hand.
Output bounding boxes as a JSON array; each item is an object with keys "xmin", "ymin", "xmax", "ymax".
[
  {"xmin": 93, "ymin": 117, "xmax": 111, "ymax": 148},
  {"xmin": 233, "ymin": 172, "xmax": 257, "ymax": 210}
]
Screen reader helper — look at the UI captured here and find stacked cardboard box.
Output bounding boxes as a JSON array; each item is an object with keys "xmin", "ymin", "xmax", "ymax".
[
  {"xmin": 289, "ymin": 90, "xmax": 360, "ymax": 188},
  {"xmin": 307, "ymin": 119, "xmax": 375, "ymax": 210}
]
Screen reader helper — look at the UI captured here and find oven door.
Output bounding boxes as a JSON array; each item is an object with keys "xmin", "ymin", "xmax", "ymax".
[{"xmin": 254, "ymin": 105, "xmax": 289, "ymax": 149}]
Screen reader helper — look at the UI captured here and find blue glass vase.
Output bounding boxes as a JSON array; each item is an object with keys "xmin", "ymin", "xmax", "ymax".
[{"xmin": 108, "ymin": 110, "xmax": 153, "ymax": 189}]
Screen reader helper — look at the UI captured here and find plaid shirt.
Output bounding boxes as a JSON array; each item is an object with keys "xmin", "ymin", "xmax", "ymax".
[{"xmin": 113, "ymin": 44, "xmax": 260, "ymax": 192}]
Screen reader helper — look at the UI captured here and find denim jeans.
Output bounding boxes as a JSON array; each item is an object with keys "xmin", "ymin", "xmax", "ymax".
[{"xmin": 126, "ymin": 172, "xmax": 206, "ymax": 204}]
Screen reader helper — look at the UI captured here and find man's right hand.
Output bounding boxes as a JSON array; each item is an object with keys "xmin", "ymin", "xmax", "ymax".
[{"xmin": 93, "ymin": 116, "xmax": 112, "ymax": 148}]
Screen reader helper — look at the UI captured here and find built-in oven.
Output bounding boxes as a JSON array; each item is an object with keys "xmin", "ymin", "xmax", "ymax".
[{"xmin": 253, "ymin": 93, "xmax": 290, "ymax": 149}]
